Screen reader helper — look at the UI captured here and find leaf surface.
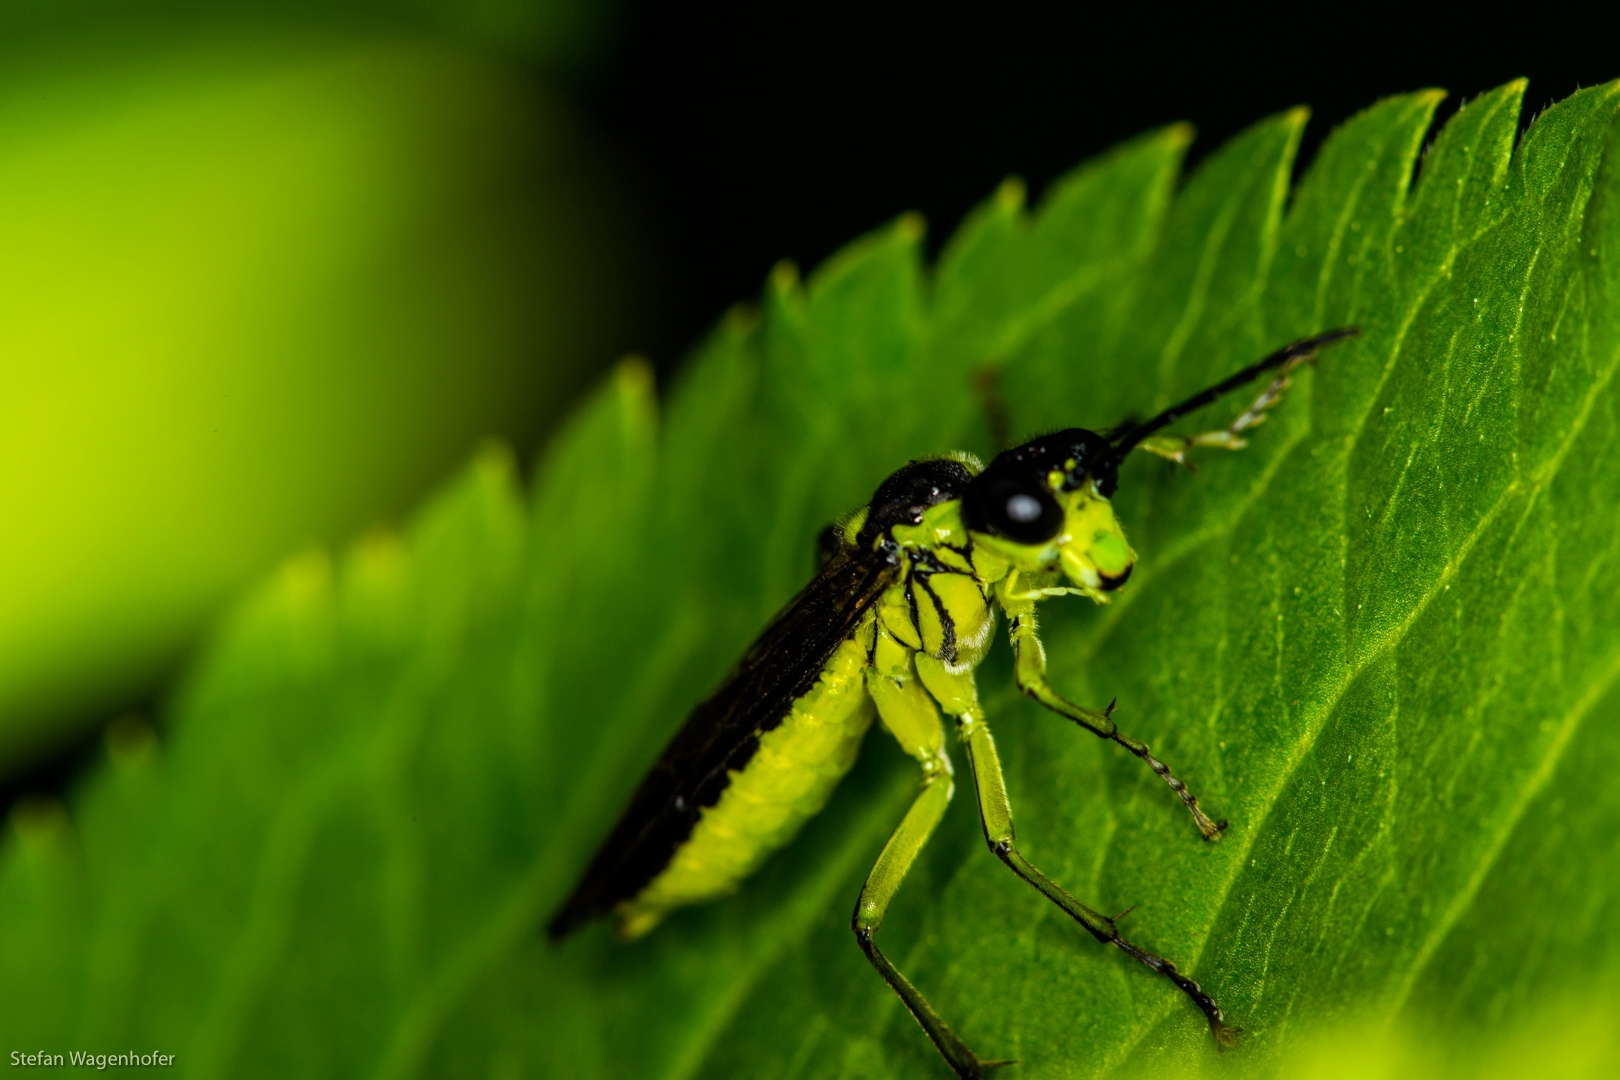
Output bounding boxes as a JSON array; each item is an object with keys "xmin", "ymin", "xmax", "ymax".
[{"xmin": 4, "ymin": 81, "xmax": 1620, "ymax": 1079}]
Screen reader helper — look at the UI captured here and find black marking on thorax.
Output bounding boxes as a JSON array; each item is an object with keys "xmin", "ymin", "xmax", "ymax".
[{"xmin": 903, "ymin": 548, "xmax": 959, "ymax": 663}]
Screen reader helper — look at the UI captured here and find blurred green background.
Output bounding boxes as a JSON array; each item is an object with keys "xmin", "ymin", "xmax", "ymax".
[{"xmin": 0, "ymin": 2, "xmax": 651, "ymax": 779}]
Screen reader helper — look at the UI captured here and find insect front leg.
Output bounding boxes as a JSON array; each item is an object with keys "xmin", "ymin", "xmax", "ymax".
[
  {"xmin": 1137, "ymin": 331, "xmax": 1349, "ymax": 467},
  {"xmin": 997, "ymin": 584, "xmax": 1226, "ymax": 841},
  {"xmin": 919, "ymin": 648, "xmax": 1237, "ymax": 1049},
  {"xmin": 855, "ymin": 624, "xmax": 1012, "ymax": 1079}
]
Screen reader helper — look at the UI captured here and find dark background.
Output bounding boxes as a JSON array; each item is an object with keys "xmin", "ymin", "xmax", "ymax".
[{"xmin": 588, "ymin": 6, "xmax": 1620, "ymax": 370}]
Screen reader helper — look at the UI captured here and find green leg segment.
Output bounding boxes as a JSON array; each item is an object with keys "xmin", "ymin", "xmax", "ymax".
[
  {"xmin": 1135, "ymin": 335, "xmax": 1329, "ymax": 467},
  {"xmin": 856, "ymin": 640, "xmax": 1014, "ymax": 1078},
  {"xmin": 960, "ymin": 716, "xmax": 1238, "ymax": 1048},
  {"xmin": 1003, "ymin": 603, "xmax": 1226, "ymax": 841},
  {"xmin": 853, "ymin": 775, "xmax": 1013, "ymax": 1078}
]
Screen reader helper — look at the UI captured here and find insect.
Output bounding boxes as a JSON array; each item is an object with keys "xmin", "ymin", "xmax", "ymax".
[{"xmin": 550, "ymin": 329, "xmax": 1358, "ymax": 1077}]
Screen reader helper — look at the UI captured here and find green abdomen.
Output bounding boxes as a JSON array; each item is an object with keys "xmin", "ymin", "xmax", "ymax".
[{"xmin": 616, "ymin": 621, "xmax": 877, "ymax": 938}]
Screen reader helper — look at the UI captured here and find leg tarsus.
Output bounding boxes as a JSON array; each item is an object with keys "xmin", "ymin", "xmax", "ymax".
[
  {"xmin": 854, "ymin": 928, "xmax": 1011, "ymax": 1079},
  {"xmin": 1136, "ymin": 331, "xmax": 1344, "ymax": 467},
  {"xmin": 1115, "ymin": 733, "xmax": 1227, "ymax": 842},
  {"xmin": 1044, "ymin": 693, "xmax": 1226, "ymax": 841},
  {"xmin": 1108, "ymin": 934, "xmax": 1241, "ymax": 1050},
  {"xmin": 990, "ymin": 838, "xmax": 1236, "ymax": 1049}
]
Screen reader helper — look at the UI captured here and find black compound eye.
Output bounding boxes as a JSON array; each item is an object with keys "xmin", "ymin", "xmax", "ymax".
[{"xmin": 984, "ymin": 480, "xmax": 1064, "ymax": 544}]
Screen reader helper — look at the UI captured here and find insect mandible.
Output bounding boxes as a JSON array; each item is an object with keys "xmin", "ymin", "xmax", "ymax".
[{"xmin": 550, "ymin": 329, "xmax": 1359, "ymax": 1077}]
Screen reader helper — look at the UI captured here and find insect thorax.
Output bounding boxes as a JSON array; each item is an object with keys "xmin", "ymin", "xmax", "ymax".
[{"xmin": 862, "ymin": 499, "xmax": 1004, "ymax": 674}]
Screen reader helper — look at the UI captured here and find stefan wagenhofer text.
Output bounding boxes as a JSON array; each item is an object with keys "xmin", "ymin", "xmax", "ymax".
[{"xmin": 10, "ymin": 1051, "xmax": 175, "ymax": 1067}]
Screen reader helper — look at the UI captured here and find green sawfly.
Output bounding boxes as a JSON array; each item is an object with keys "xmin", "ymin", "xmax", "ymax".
[{"xmin": 550, "ymin": 329, "xmax": 1358, "ymax": 1077}]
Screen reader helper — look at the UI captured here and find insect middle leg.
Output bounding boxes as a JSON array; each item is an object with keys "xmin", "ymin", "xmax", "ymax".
[
  {"xmin": 855, "ymin": 626, "xmax": 1012, "ymax": 1079},
  {"xmin": 912, "ymin": 653, "xmax": 1237, "ymax": 1049}
]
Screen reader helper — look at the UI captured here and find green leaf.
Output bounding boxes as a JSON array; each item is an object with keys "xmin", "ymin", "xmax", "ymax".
[{"xmin": 5, "ymin": 80, "xmax": 1620, "ymax": 1079}]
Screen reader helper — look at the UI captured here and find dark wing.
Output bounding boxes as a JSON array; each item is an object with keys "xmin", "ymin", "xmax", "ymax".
[{"xmin": 547, "ymin": 540, "xmax": 897, "ymax": 938}]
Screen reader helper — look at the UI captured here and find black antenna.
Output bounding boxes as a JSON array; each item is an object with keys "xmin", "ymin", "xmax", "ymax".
[{"xmin": 1110, "ymin": 329, "xmax": 1360, "ymax": 456}]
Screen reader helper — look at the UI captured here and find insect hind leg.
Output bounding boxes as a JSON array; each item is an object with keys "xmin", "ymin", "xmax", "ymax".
[
  {"xmin": 856, "ymin": 645, "xmax": 1013, "ymax": 1078},
  {"xmin": 852, "ymin": 771, "xmax": 1014, "ymax": 1079}
]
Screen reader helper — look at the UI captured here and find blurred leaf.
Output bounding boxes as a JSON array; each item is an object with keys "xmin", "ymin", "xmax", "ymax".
[
  {"xmin": 4, "ymin": 79, "xmax": 1620, "ymax": 1080},
  {"xmin": 0, "ymin": 36, "xmax": 646, "ymax": 774}
]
